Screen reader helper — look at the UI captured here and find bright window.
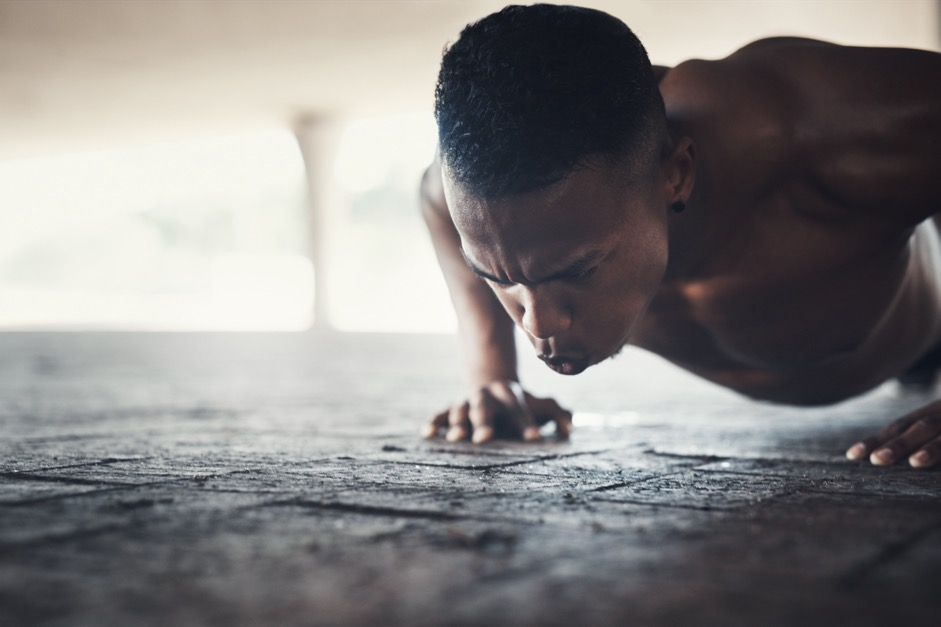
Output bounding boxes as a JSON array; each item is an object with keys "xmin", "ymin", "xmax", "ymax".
[{"xmin": 0, "ymin": 132, "xmax": 313, "ymax": 330}]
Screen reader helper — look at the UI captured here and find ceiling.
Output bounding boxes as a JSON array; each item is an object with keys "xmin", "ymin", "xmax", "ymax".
[{"xmin": 1, "ymin": 0, "xmax": 937, "ymax": 161}]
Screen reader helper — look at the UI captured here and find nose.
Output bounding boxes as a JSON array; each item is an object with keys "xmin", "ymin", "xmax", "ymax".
[{"xmin": 518, "ymin": 285, "xmax": 572, "ymax": 340}]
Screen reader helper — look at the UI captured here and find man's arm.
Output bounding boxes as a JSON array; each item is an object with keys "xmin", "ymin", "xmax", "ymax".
[
  {"xmin": 420, "ymin": 156, "xmax": 519, "ymax": 390},
  {"xmin": 419, "ymin": 156, "xmax": 572, "ymax": 443},
  {"xmin": 720, "ymin": 40, "xmax": 941, "ymax": 466},
  {"xmin": 796, "ymin": 43, "xmax": 941, "ymax": 467}
]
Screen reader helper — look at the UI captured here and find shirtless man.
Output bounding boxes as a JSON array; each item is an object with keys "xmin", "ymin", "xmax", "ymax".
[{"xmin": 419, "ymin": 4, "xmax": 941, "ymax": 468}]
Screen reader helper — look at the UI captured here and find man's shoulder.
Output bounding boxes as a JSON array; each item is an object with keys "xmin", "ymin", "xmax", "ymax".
[
  {"xmin": 663, "ymin": 35, "xmax": 941, "ymax": 145},
  {"xmin": 724, "ymin": 36, "xmax": 941, "ymax": 98},
  {"xmin": 670, "ymin": 37, "xmax": 939, "ymax": 91},
  {"xmin": 659, "ymin": 43, "xmax": 797, "ymax": 144},
  {"xmin": 662, "ymin": 37, "xmax": 941, "ymax": 226},
  {"xmin": 727, "ymin": 36, "xmax": 839, "ymax": 60}
]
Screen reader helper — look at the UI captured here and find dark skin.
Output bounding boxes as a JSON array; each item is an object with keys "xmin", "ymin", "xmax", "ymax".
[{"xmin": 420, "ymin": 37, "xmax": 941, "ymax": 467}]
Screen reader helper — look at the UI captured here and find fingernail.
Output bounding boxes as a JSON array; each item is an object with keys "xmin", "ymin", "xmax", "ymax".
[
  {"xmin": 870, "ymin": 448, "xmax": 893, "ymax": 466},
  {"xmin": 846, "ymin": 443, "xmax": 866, "ymax": 460},
  {"xmin": 910, "ymin": 450, "xmax": 931, "ymax": 468},
  {"xmin": 472, "ymin": 426, "xmax": 493, "ymax": 444},
  {"xmin": 446, "ymin": 427, "xmax": 466, "ymax": 442},
  {"xmin": 523, "ymin": 426, "xmax": 542, "ymax": 441}
]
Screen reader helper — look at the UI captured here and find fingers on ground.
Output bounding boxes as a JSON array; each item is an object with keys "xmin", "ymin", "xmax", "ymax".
[{"xmin": 847, "ymin": 407, "xmax": 941, "ymax": 468}]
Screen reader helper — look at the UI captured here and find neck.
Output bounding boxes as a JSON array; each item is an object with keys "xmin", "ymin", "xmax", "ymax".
[{"xmin": 662, "ymin": 184, "xmax": 710, "ymax": 281}]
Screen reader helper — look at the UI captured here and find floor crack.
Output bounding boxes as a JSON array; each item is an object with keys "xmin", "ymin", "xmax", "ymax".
[{"xmin": 261, "ymin": 497, "xmax": 483, "ymax": 522}]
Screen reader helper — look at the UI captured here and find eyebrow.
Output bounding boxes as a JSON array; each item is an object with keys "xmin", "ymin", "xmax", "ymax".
[
  {"xmin": 461, "ymin": 251, "xmax": 508, "ymax": 284},
  {"xmin": 461, "ymin": 249, "xmax": 605, "ymax": 286}
]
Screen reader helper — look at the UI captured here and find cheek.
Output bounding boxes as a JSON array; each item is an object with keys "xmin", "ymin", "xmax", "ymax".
[
  {"xmin": 638, "ymin": 233, "xmax": 670, "ymax": 294},
  {"xmin": 582, "ymin": 236, "xmax": 668, "ymax": 332},
  {"xmin": 620, "ymin": 216, "xmax": 670, "ymax": 301}
]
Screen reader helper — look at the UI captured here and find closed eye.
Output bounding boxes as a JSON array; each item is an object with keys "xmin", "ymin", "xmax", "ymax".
[
  {"xmin": 463, "ymin": 248, "xmax": 604, "ymax": 288},
  {"xmin": 550, "ymin": 261, "xmax": 600, "ymax": 286},
  {"xmin": 484, "ymin": 276, "xmax": 515, "ymax": 289},
  {"xmin": 566, "ymin": 265, "xmax": 598, "ymax": 282},
  {"xmin": 486, "ymin": 265, "xmax": 598, "ymax": 288}
]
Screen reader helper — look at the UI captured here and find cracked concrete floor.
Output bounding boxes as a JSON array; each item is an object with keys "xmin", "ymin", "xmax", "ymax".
[{"xmin": 1, "ymin": 332, "xmax": 939, "ymax": 627}]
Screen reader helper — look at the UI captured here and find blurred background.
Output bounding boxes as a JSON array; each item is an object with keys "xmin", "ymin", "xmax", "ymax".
[{"xmin": 1, "ymin": 0, "xmax": 938, "ymax": 333}]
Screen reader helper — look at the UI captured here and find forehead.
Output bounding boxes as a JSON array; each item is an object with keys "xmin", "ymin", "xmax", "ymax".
[{"xmin": 444, "ymin": 164, "xmax": 633, "ymax": 254}]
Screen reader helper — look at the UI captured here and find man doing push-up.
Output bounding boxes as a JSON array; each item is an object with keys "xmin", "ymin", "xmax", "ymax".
[{"xmin": 419, "ymin": 4, "xmax": 941, "ymax": 468}]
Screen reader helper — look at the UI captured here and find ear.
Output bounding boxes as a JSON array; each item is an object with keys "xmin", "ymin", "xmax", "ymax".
[{"xmin": 661, "ymin": 137, "xmax": 696, "ymax": 205}]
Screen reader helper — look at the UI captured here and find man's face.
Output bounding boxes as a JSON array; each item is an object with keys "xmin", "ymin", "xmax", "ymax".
[{"xmin": 445, "ymin": 161, "xmax": 669, "ymax": 375}]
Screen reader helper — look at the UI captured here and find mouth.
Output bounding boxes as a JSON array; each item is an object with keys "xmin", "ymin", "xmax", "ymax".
[{"xmin": 538, "ymin": 354, "xmax": 591, "ymax": 376}]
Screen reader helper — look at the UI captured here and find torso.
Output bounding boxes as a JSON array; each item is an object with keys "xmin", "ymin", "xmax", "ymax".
[{"xmin": 631, "ymin": 38, "xmax": 941, "ymax": 404}]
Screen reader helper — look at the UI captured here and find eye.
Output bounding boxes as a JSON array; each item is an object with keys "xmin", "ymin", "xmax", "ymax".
[
  {"xmin": 566, "ymin": 265, "xmax": 598, "ymax": 283},
  {"xmin": 484, "ymin": 276, "xmax": 515, "ymax": 289}
]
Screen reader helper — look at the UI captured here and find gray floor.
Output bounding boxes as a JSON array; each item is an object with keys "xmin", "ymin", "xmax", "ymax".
[{"xmin": 1, "ymin": 332, "xmax": 939, "ymax": 627}]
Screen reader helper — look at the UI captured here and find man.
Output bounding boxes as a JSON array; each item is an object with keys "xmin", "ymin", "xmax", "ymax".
[{"xmin": 419, "ymin": 4, "xmax": 941, "ymax": 468}]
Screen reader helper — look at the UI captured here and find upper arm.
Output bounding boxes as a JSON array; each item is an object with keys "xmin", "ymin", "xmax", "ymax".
[
  {"xmin": 420, "ymin": 153, "xmax": 450, "ymax": 222},
  {"xmin": 420, "ymin": 154, "xmax": 472, "ymax": 278}
]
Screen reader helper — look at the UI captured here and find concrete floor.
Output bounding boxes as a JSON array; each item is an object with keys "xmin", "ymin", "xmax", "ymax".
[{"xmin": 1, "ymin": 332, "xmax": 939, "ymax": 627}]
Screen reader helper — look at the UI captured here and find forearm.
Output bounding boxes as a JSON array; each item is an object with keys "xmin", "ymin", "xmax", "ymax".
[
  {"xmin": 420, "ymin": 164, "xmax": 518, "ymax": 387},
  {"xmin": 453, "ymin": 278, "xmax": 518, "ymax": 387}
]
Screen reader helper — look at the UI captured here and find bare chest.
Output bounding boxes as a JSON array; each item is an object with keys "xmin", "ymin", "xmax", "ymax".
[{"xmin": 633, "ymin": 211, "xmax": 941, "ymax": 398}]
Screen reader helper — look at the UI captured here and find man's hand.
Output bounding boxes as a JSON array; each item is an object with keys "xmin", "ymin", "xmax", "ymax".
[
  {"xmin": 422, "ymin": 381, "xmax": 573, "ymax": 444},
  {"xmin": 846, "ymin": 399, "xmax": 941, "ymax": 468}
]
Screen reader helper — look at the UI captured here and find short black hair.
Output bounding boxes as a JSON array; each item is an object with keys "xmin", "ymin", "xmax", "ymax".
[{"xmin": 435, "ymin": 4, "xmax": 667, "ymax": 199}]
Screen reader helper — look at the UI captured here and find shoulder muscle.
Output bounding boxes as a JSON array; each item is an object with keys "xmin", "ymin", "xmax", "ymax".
[{"xmin": 732, "ymin": 39, "xmax": 941, "ymax": 224}]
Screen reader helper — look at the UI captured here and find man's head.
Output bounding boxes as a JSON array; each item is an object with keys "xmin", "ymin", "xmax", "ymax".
[
  {"xmin": 435, "ymin": 4, "xmax": 694, "ymax": 374},
  {"xmin": 434, "ymin": 3, "xmax": 667, "ymax": 198}
]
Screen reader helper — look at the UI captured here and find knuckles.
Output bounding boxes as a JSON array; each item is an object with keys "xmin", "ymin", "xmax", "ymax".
[{"xmin": 915, "ymin": 415, "xmax": 941, "ymax": 429}]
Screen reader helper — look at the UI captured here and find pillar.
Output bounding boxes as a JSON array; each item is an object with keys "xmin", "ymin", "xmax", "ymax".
[{"xmin": 294, "ymin": 116, "xmax": 345, "ymax": 331}]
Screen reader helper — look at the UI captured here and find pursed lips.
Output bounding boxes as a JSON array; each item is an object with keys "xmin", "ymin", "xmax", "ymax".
[{"xmin": 538, "ymin": 353, "xmax": 590, "ymax": 375}]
